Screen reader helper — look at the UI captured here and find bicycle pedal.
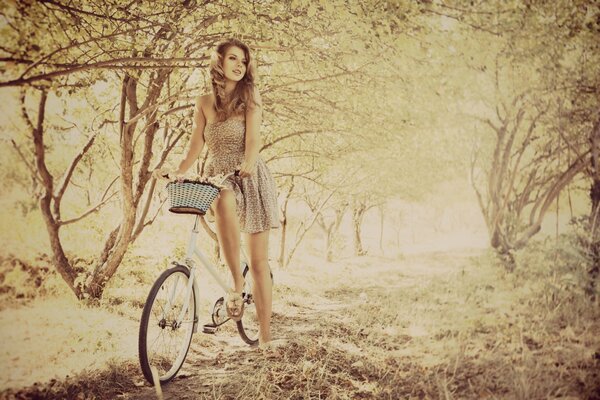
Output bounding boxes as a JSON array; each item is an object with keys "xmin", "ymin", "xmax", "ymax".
[{"xmin": 202, "ymin": 323, "xmax": 218, "ymax": 334}]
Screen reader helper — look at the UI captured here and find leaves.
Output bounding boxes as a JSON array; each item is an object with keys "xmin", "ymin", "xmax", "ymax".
[{"xmin": 2, "ymin": 0, "xmax": 598, "ymax": 294}]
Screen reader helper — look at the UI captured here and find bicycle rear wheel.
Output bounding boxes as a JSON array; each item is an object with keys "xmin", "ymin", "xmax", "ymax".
[
  {"xmin": 139, "ymin": 264, "xmax": 196, "ymax": 384},
  {"xmin": 237, "ymin": 263, "xmax": 259, "ymax": 345}
]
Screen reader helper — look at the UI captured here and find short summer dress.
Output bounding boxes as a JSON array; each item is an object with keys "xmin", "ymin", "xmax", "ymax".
[{"xmin": 203, "ymin": 117, "xmax": 280, "ymax": 234}]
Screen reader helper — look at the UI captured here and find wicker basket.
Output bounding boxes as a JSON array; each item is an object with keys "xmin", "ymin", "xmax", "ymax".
[{"xmin": 166, "ymin": 180, "xmax": 220, "ymax": 215}]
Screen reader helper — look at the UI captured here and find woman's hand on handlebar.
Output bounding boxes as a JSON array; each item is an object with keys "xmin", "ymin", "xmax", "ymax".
[
  {"xmin": 152, "ymin": 168, "xmax": 169, "ymax": 180},
  {"xmin": 238, "ymin": 160, "xmax": 255, "ymax": 178},
  {"xmin": 152, "ymin": 168, "xmax": 184, "ymax": 182}
]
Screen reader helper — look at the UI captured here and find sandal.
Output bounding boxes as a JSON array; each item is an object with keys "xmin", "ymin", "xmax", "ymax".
[{"xmin": 226, "ymin": 289, "xmax": 244, "ymax": 321}]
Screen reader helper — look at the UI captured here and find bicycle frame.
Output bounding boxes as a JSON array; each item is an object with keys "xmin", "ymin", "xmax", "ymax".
[{"xmin": 163, "ymin": 214, "xmax": 250, "ymax": 334}]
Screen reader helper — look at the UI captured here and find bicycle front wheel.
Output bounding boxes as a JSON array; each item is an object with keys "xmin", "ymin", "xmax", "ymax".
[{"xmin": 139, "ymin": 264, "xmax": 196, "ymax": 385}]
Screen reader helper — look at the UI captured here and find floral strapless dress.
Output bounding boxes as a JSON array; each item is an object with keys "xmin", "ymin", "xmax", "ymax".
[{"xmin": 203, "ymin": 117, "xmax": 279, "ymax": 233}]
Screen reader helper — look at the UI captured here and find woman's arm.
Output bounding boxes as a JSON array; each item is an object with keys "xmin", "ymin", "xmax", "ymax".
[
  {"xmin": 240, "ymin": 87, "xmax": 263, "ymax": 177},
  {"xmin": 176, "ymin": 95, "xmax": 207, "ymax": 175}
]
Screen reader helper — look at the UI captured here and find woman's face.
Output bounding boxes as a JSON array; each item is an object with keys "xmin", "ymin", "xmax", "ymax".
[{"xmin": 222, "ymin": 45, "xmax": 247, "ymax": 82}]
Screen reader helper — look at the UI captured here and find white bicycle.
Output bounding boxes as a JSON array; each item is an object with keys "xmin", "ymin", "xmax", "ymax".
[{"xmin": 138, "ymin": 171, "xmax": 259, "ymax": 385}]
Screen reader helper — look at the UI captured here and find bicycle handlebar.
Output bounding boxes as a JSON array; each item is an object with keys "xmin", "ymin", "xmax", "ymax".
[{"xmin": 157, "ymin": 170, "xmax": 240, "ymax": 186}]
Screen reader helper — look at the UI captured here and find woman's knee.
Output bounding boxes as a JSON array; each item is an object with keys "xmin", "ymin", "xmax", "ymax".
[
  {"xmin": 249, "ymin": 258, "xmax": 270, "ymax": 275},
  {"xmin": 246, "ymin": 231, "xmax": 270, "ymax": 274}
]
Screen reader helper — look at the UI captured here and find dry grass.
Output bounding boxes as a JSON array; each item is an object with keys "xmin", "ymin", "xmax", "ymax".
[
  {"xmin": 1, "ymin": 247, "xmax": 599, "ymax": 399},
  {"xmin": 0, "ymin": 360, "xmax": 140, "ymax": 400}
]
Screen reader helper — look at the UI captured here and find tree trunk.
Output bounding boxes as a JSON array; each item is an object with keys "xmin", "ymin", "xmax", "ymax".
[
  {"xmin": 378, "ymin": 206, "xmax": 385, "ymax": 255},
  {"xmin": 589, "ymin": 180, "xmax": 600, "ymax": 297},
  {"xmin": 325, "ymin": 227, "xmax": 334, "ymax": 262},
  {"xmin": 85, "ymin": 69, "xmax": 170, "ymax": 299},
  {"xmin": 489, "ymin": 225, "xmax": 517, "ymax": 272},
  {"xmin": 352, "ymin": 202, "xmax": 367, "ymax": 256},
  {"xmin": 588, "ymin": 115, "xmax": 600, "ymax": 296},
  {"xmin": 278, "ymin": 178, "xmax": 294, "ymax": 268},
  {"xmin": 285, "ymin": 208, "xmax": 322, "ymax": 268},
  {"xmin": 30, "ymin": 89, "xmax": 84, "ymax": 298},
  {"xmin": 39, "ymin": 189, "xmax": 83, "ymax": 297},
  {"xmin": 316, "ymin": 205, "xmax": 346, "ymax": 262},
  {"xmin": 278, "ymin": 208, "xmax": 288, "ymax": 267},
  {"xmin": 85, "ymin": 74, "xmax": 139, "ymax": 298},
  {"xmin": 316, "ymin": 216, "xmax": 334, "ymax": 262}
]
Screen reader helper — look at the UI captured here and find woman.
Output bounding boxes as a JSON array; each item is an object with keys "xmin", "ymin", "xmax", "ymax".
[{"xmin": 162, "ymin": 38, "xmax": 279, "ymax": 348}]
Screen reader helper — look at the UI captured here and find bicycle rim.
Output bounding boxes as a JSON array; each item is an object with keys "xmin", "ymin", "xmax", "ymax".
[
  {"xmin": 139, "ymin": 265, "xmax": 196, "ymax": 384},
  {"xmin": 237, "ymin": 299, "xmax": 259, "ymax": 345},
  {"xmin": 237, "ymin": 264, "xmax": 259, "ymax": 345}
]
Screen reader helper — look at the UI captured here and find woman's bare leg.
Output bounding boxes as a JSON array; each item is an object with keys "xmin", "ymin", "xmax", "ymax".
[
  {"xmin": 245, "ymin": 229, "xmax": 273, "ymax": 344},
  {"xmin": 213, "ymin": 190, "xmax": 243, "ymax": 293}
]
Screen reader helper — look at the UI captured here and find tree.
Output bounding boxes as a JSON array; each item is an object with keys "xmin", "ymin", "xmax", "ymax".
[
  {"xmin": 1, "ymin": 0, "xmax": 412, "ymax": 295},
  {"xmin": 2, "ymin": 1, "xmax": 217, "ymax": 298},
  {"xmin": 471, "ymin": 91, "xmax": 588, "ymax": 267},
  {"xmin": 421, "ymin": 0, "xmax": 599, "ymax": 267}
]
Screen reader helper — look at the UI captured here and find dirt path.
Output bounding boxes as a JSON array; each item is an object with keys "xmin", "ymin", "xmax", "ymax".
[
  {"xmin": 3, "ymin": 249, "xmax": 599, "ymax": 399},
  {"xmin": 128, "ymin": 276, "xmax": 359, "ymax": 398},
  {"xmin": 123, "ymin": 250, "xmax": 476, "ymax": 399}
]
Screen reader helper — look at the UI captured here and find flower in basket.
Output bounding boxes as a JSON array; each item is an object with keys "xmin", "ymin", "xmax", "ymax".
[{"xmin": 186, "ymin": 173, "xmax": 230, "ymax": 190}]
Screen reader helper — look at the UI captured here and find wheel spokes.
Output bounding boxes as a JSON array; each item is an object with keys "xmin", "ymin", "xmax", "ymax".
[{"xmin": 145, "ymin": 272, "xmax": 194, "ymax": 379}]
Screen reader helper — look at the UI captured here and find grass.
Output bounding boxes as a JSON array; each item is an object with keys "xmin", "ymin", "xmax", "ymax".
[
  {"xmin": 1, "ymin": 247, "xmax": 599, "ymax": 399},
  {"xmin": 1, "ymin": 359, "xmax": 141, "ymax": 399}
]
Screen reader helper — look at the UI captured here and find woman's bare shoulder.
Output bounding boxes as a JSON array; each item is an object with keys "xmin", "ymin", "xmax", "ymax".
[{"xmin": 197, "ymin": 93, "xmax": 215, "ymax": 107}]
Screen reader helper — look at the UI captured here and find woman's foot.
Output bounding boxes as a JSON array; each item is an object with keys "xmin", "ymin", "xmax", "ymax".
[
  {"xmin": 258, "ymin": 338, "xmax": 288, "ymax": 352},
  {"xmin": 226, "ymin": 289, "xmax": 244, "ymax": 321}
]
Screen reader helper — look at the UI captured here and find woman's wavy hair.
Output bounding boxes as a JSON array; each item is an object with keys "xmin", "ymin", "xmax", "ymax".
[{"xmin": 209, "ymin": 38, "xmax": 258, "ymax": 122}]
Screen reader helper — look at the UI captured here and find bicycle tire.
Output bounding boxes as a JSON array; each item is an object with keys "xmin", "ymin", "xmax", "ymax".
[
  {"xmin": 138, "ymin": 264, "xmax": 196, "ymax": 385},
  {"xmin": 236, "ymin": 263, "xmax": 259, "ymax": 345}
]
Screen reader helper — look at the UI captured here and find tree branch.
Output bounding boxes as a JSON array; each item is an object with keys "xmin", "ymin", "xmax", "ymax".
[
  {"xmin": 10, "ymin": 139, "xmax": 40, "ymax": 183},
  {"xmin": 54, "ymin": 132, "xmax": 98, "ymax": 205},
  {"xmin": 0, "ymin": 56, "xmax": 209, "ymax": 87},
  {"xmin": 261, "ymin": 129, "xmax": 341, "ymax": 151},
  {"xmin": 31, "ymin": 90, "xmax": 54, "ymax": 194},
  {"xmin": 38, "ymin": 0, "xmax": 149, "ymax": 22},
  {"xmin": 19, "ymin": 23, "xmax": 161, "ymax": 79},
  {"xmin": 132, "ymin": 178, "xmax": 158, "ymax": 241},
  {"xmin": 59, "ymin": 192, "xmax": 118, "ymax": 226},
  {"xmin": 19, "ymin": 89, "xmax": 35, "ymax": 131}
]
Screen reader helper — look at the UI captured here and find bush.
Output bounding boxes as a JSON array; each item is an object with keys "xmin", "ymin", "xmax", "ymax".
[
  {"xmin": 514, "ymin": 218, "xmax": 599, "ymax": 321},
  {"xmin": 0, "ymin": 254, "xmax": 56, "ymax": 302},
  {"xmin": 569, "ymin": 216, "xmax": 600, "ymax": 298}
]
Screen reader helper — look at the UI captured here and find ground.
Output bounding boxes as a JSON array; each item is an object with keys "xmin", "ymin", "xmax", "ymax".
[{"xmin": 1, "ymin": 249, "xmax": 599, "ymax": 399}]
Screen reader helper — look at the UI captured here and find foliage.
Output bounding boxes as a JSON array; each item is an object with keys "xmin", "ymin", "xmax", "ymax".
[
  {"xmin": 514, "ymin": 232, "xmax": 599, "ymax": 319},
  {"xmin": 2, "ymin": 0, "xmax": 598, "ymax": 293},
  {"xmin": 431, "ymin": 0, "xmax": 600, "ymax": 264},
  {"xmin": 0, "ymin": 0, "xmax": 421, "ymax": 296}
]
